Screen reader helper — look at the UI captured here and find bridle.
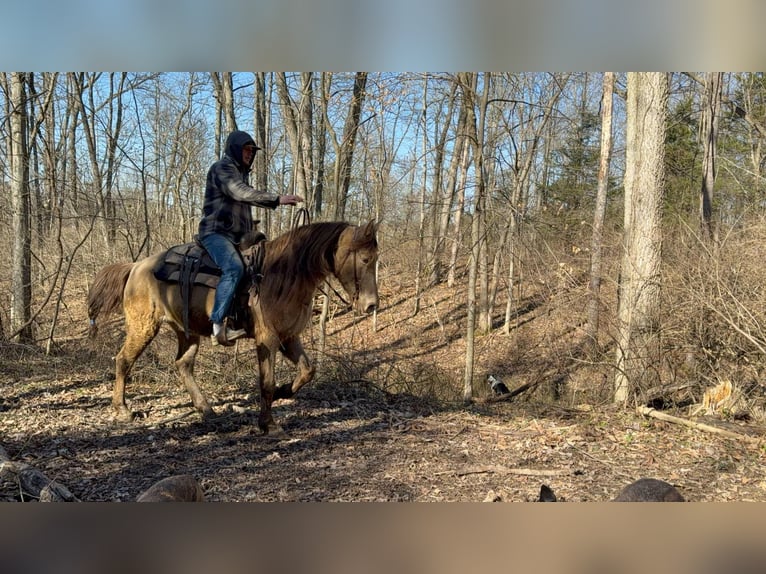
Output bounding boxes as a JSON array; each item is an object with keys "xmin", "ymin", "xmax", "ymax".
[{"xmin": 332, "ymin": 246, "xmax": 360, "ymax": 310}]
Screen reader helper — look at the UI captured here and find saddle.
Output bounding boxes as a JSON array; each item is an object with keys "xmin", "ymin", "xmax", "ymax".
[{"xmin": 152, "ymin": 231, "xmax": 267, "ymax": 337}]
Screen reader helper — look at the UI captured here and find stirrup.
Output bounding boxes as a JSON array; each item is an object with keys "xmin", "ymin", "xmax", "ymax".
[{"xmin": 211, "ymin": 322, "xmax": 246, "ymax": 347}]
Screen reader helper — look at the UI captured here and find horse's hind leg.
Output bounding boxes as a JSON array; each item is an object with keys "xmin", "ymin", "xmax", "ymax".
[
  {"xmin": 274, "ymin": 337, "xmax": 316, "ymax": 400},
  {"xmin": 113, "ymin": 318, "xmax": 160, "ymax": 422},
  {"xmin": 174, "ymin": 332, "xmax": 215, "ymax": 420}
]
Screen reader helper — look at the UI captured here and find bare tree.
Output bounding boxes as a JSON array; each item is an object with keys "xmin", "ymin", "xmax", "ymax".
[
  {"xmin": 447, "ymin": 99, "xmax": 472, "ymax": 289},
  {"xmin": 476, "ymin": 74, "xmax": 492, "ymax": 334},
  {"xmin": 39, "ymin": 73, "xmax": 60, "ymax": 235},
  {"xmin": 614, "ymin": 72, "xmax": 669, "ymax": 403},
  {"xmin": 499, "ymin": 73, "xmax": 566, "ymax": 335},
  {"xmin": 211, "ymin": 72, "xmax": 237, "ymax": 134},
  {"xmin": 429, "ymin": 79, "xmax": 459, "ymax": 286},
  {"xmin": 63, "ymin": 74, "xmax": 81, "ymax": 218},
  {"xmin": 71, "ymin": 73, "xmax": 105, "ymax": 228},
  {"xmin": 70, "ymin": 72, "xmax": 125, "ymax": 246},
  {"xmin": 313, "ymin": 73, "xmax": 330, "ymax": 217},
  {"xmin": 699, "ymin": 72, "xmax": 723, "ymax": 242},
  {"xmin": 276, "ymin": 72, "xmax": 314, "ymax": 208},
  {"xmin": 9, "ymin": 72, "xmax": 33, "ymax": 342},
  {"xmin": 585, "ymin": 72, "xmax": 615, "ymax": 349},
  {"xmin": 334, "ymin": 72, "xmax": 368, "ymax": 220},
  {"xmin": 413, "ymin": 75, "xmax": 429, "ymax": 315},
  {"xmin": 460, "ymin": 71, "xmax": 483, "ymax": 403}
]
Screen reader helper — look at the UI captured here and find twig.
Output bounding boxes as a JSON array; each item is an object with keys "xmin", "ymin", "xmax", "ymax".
[
  {"xmin": 436, "ymin": 465, "xmax": 571, "ymax": 477},
  {"xmin": 146, "ymin": 409, "xmax": 197, "ymax": 428}
]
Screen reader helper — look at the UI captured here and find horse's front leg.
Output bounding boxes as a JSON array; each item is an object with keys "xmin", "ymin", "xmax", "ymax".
[
  {"xmin": 256, "ymin": 341, "xmax": 280, "ymax": 434},
  {"xmin": 274, "ymin": 337, "xmax": 316, "ymax": 400}
]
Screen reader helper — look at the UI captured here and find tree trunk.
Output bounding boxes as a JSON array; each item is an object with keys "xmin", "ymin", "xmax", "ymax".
[
  {"xmin": 447, "ymin": 111, "xmax": 472, "ymax": 288},
  {"xmin": 313, "ymin": 73, "xmax": 330, "ymax": 217},
  {"xmin": 276, "ymin": 72, "xmax": 313, "ymax": 206},
  {"xmin": 461, "ymin": 72, "xmax": 482, "ymax": 403},
  {"xmin": 699, "ymin": 72, "xmax": 723, "ymax": 242},
  {"xmin": 104, "ymin": 73, "xmax": 126, "ymax": 244},
  {"xmin": 41, "ymin": 73, "xmax": 59, "ymax": 235},
  {"xmin": 429, "ymin": 80, "xmax": 458, "ymax": 286},
  {"xmin": 64, "ymin": 76, "xmax": 80, "ymax": 217},
  {"xmin": 9, "ymin": 72, "xmax": 33, "ymax": 342},
  {"xmin": 501, "ymin": 74, "xmax": 566, "ymax": 334},
  {"xmin": 413, "ymin": 77, "xmax": 428, "ymax": 316},
  {"xmin": 476, "ymin": 73, "xmax": 491, "ymax": 334},
  {"xmin": 614, "ymin": 73, "xmax": 669, "ymax": 404},
  {"xmin": 72, "ymin": 73, "xmax": 110, "ymax": 244},
  {"xmin": 211, "ymin": 72, "xmax": 237, "ymax": 134},
  {"xmin": 585, "ymin": 72, "xmax": 615, "ymax": 350},
  {"xmin": 431, "ymin": 84, "xmax": 462, "ymax": 288},
  {"xmin": 334, "ymin": 72, "xmax": 368, "ymax": 220}
]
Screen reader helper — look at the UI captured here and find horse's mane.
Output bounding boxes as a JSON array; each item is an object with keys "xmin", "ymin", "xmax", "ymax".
[{"xmin": 259, "ymin": 221, "xmax": 352, "ymax": 307}]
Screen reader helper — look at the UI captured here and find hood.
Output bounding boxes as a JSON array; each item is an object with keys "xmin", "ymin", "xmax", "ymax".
[{"xmin": 224, "ymin": 130, "xmax": 260, "ymax": 169}]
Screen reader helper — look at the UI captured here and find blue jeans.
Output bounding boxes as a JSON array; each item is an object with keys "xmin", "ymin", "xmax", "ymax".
[{"xmin": 199, "ymin": 233, "xmax": 244, "ymax": 324}]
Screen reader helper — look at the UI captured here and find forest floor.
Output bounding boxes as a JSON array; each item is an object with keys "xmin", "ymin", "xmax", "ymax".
[{"xmin": 2, "ymin": 257, "xmax": 766, "ymax": 502}]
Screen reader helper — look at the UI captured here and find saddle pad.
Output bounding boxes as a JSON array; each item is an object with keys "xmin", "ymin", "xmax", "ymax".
[{"xmin": 152, "ymin": 242, "xmax": 221, "ymax": 288}]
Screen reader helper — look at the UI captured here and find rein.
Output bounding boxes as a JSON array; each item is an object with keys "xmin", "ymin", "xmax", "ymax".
[{"xmin": 292, "ymin": 207, "xmax": 311, "ymax": 229}]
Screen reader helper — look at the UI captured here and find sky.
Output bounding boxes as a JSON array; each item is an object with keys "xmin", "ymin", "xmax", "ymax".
[{"xmin": 2, "ymin": 0, "xmax": 764, "ymax": 70}]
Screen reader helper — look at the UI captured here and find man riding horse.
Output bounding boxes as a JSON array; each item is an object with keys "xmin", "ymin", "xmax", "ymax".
[{"xmin": 198, "ymin": 130, "xmax": 303, "ymax": 346}]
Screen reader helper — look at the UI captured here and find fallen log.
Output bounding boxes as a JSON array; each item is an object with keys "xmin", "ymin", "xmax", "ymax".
[
  {"xmin": 637, "ymin": 406, "xmax": 762, "ymax": 444},
  {"xmin": 136, "ymin": 475, "xmax": 205, "ymax": 502},
  {"xmin": 0, "ymin": 446, "xmax": 79, "ymax": 502}
]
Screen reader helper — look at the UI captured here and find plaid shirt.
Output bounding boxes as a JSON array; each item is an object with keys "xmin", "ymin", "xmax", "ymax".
[{"xmin": 197, "ymin": 131, "xmax": 280, "ymax": 244}]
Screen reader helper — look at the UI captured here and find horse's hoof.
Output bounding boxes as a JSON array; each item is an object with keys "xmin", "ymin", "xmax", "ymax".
[
  {"xmin": 274, "ymin": 384, "xmax": 294, "ymax": 400},
  {"xmin": 258, "ymin": 419, "xmax": 287, "ymax": 438},
  {"xmin": 264, "ymin": 425, "xmax": 289, "ymax": 439},
  {"xmin": 200, "ymin": 409, "xmax": 219, "ymax": 422},
  {"xmin": 113, "ymin": 408, "xmax": 135, "ymax": 424}
]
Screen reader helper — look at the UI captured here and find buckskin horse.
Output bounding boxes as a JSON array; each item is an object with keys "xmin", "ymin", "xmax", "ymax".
[{"xmin": 87, "ymin": 221, "xmax": 379, "ymax": 434}]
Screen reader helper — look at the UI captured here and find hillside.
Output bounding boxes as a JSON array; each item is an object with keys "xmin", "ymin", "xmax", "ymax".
[{"xmin": 1, "ymin": 250, "xmax": 765, "ymax": 502}]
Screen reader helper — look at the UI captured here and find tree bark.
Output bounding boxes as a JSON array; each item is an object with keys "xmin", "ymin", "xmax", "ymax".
[
  {"xmin": 211, "ymin": 72, "xmax": 237, "ymax": 134},
  {"xmin": 585, "ymin": 72, "xmax": 615, "ymax": 350},
  {"xmin": 699, "ymin": 72, "xmax": 723, "ymax": 242},
  {"xmin": 276, "ymin": 72, "xmax": 313, "ymax": 206},
  {"xmin": 614, "ymin": 73, "xmax": 669, "ymax": 404},
  {"xmin": 9, "ymin": 72, "xmax": 33, "ymax": 342},
  {"xmin": 413, "ymin": 76, "xmax": 429, "ymax": 316},
  {"xmin": 313, "ymin": 73, "xmax": 330, "ymax": 217},
  {"xmin": 429, "ymin": 80, "xmax": 459, "ymax": 286},
  {"xmin": 334, "ymin": 72, "xmax": 368, "ymax": 220},
  {"xmin": 461, "ymin": 72, "xmax": 481, "ymax": 403}
]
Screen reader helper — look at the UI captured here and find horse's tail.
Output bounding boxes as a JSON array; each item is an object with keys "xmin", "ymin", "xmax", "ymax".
[{"xmin": 87, "ymin": 261, "xmax": 134, "ymax": 338}]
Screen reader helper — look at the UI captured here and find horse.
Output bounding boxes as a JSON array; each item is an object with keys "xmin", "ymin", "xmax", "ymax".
[{"xmin": 87, "ymin": 220, "xmax": 379, "ymax": 434}]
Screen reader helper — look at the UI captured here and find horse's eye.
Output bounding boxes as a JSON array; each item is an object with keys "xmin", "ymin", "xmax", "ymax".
[{"xmin": 361, "ymin": 257, "xmax": 371, "ymax": 265}]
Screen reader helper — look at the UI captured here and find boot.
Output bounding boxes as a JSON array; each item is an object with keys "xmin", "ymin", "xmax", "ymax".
[{"xmin": 211, "ymin": 320, "xmax": 246, "ymax": 347}]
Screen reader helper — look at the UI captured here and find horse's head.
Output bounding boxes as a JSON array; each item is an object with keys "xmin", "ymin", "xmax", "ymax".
[{"xmin": 334, "ymin": 221, "xmax": 379, "ymax": 315}]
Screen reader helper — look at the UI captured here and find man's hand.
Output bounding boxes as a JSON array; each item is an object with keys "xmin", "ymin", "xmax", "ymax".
[{"xmin": 279, "ymin": 194, "xmax": 304, "ymax": 205}]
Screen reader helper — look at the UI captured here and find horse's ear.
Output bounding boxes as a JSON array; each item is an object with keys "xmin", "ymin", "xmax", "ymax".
[
  {"xmin": 354, "ymin": 220, "xmax": 378, "ymax": 247},
  {"xmin": 363, "ymin": 220, "xmax": 378, "ymax": 239}
]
